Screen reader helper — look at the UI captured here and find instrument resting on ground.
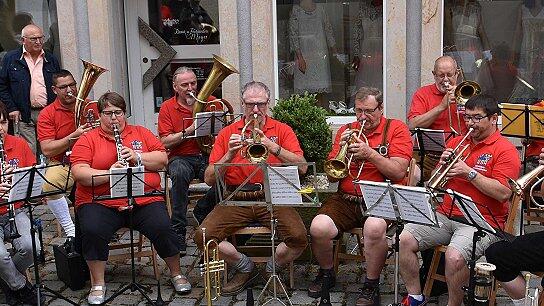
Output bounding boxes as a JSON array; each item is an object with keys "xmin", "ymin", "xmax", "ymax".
[{"xmin": 199, "ymin": 228, "xmax": 224, "ymax": 306}]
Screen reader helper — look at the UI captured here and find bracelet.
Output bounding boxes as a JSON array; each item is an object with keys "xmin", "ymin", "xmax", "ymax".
[
  {"xmin": 136, "ymin": 152, "xmax": 142, "ymax": 166},
  {"xmin": 273, "ymin": 145, "xmax": 282, "ymax": 157},
  {"xmin": 180, "ymin": 130, "xmax": 186, "ymax": 141}
]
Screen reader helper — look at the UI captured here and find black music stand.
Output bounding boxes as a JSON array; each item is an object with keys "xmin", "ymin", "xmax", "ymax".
[
  {"xmin": 436, "ymin": 189, "xmax": 509, "ymax": 306},
  {"xmin": 92, "ymin": 168, "xmax": 168, "ymax": 306},
  {"xmin": 181, "ymin": 112, "xmax": 242, "ymax": 139},
  {"xmin": 359, "ymin": 181, "xmax": 438, "ymax": 306},
  {"xmin": 411, "ymin": 128, "xmax": 455, "ymax": 186},
  {"xmin": 4, "ymin": 161, "xmax": 77, "ymax": 306},
  {"xmin": 214, "ymin": 162, "xmax": 320, "ymax": 306}
]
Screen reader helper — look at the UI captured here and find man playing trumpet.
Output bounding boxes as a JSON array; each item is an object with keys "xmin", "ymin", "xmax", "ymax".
[
  {"xmin": 308, "ymin": 87, "xmax": 413, "ymax": 306},
  {"xmin": 194, "ymin": 81, "xmax": 308, "ymax": 296},
  {"xmin": 399, "ymin": 94, "xmax": 520, "ymax": 306}
]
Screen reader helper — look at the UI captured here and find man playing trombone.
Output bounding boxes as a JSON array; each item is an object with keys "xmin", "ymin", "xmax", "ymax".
[
  {"xmin": 399, "ymin": 94, "xmax": 520, "ymax": 306},
  {"xmin": 308, "ymin": 87, "xmax": 413, "ymax": 306}
]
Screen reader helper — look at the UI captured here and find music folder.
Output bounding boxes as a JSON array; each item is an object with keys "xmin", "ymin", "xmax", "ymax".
[{"xmin": 109, "ymin": 166, "xmax": 145, "ymax": 198}]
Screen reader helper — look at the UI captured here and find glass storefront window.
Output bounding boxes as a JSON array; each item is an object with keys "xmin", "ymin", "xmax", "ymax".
[
  {"xmin": 148, "ymin": 0, "xmax": 220, "ymax": 46},
  {"xmin": 444, "ymin": 0, "xmax": 544, "ymax": 104},
  {"xmin": 276, "ymin": 0, "xmax": 384, "ymax": 116},
  {"xmin": 0, "ymin": 0, "xmax": 60, "ymax": 69}
]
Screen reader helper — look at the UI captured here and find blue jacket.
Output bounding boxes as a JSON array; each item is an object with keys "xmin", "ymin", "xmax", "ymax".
[{"xmin": 0, "ymin": 47, "xmax": 61, "ymax": 123}]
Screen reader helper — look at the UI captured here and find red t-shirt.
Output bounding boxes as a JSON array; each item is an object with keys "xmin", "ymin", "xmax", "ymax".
[
  {"xmin": 70, "ymin": 125, "xmax": 165, "ymax": 209},
  {"xmin": 408, "ymin": 84, "xmax": 468, "ymax": 134},
  {"xmin": 437, "ymin": 130, "xmax": 520, "ymax": 228},
  {"xmin": 0, "ymin": 135, "xmax": 36, "ymax": 214},
  {"xmin": 37, "ymin": 98, "xmax": 98, "ymax": 162},
  {"xmin": 209, "ymin": 117, "xmax": 304, "ymax": 185},
  {"xmin": 157, "ymin": 95, "xmax": 220, "ymax": 158},
  {"xmin": 330, "ymin": 117, "xmax": 413, "ymax": 195}
]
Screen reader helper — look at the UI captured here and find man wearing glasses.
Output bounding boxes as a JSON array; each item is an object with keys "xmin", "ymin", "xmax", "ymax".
[
  {"xmin": 0, "ymin": 24, "xmax": 60, "ymax": 153},
  {"xmin": 37, "ymin": 69, "xmax": 97, "ymax": 252},
  {"xmin": 399, "ymin": 94, "xmax": 520, "ymax": 306},
  {"xmin": 307, "ymin": 87, "xmax": 413, "ymax": 306},
  {"xmin": 194, "ymin": 81, "xmax": 308, "ymax": 295}
]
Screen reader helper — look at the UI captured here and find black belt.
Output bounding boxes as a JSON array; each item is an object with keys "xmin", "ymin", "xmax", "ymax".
[{"xmin": 225, "ymin": 184, "xmax": 264, "ymax": 201}]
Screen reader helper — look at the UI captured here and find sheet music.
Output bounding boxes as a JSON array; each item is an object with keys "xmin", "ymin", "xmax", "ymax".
[
  {"xmin": 110, "ymin": 166, "xmax": 145, "ymax": 198},
  {"xmin": 413, "ymin": 128, "xmax": 448, "ymax": 152},
  {"xmin": 267, "ymin": 166, "xmax": 302, "ymax": 205},
  {"xmin": 8, "ymin": 165, "xmax": 46, "ymax": 202},
  {"xmin": 446, "ymin": 189, "xmax": 496, "ymax": 234},
  {"xmin": 394, "ymin": 185, "xmax": 437, "ymax": 226},
  {"xmin": 357, "ymin": 181, "xmax": 396, "ymax": 220},
  {"xmin": 194, "ymin": 111, "xmax": 226, "ymax": 137}
]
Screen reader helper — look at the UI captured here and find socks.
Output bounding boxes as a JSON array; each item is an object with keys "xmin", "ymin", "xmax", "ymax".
[
  {"xmin": 47, "ymin": 197, "xmax": 75, "ymax": 237},
  {"xmin": 364, "ymin": 277, "xmax": 379, "ymax": 287},
  {"xmin": 512, "ymin": 297, "xmax": 526, "ymax": 306},
  {"xmin": 408, "ymin": 294, "xmax": 424, "ymax": 301},
  {"xmin": 233, "ymin": 253, "xmax": 254, "ymax": 273}
]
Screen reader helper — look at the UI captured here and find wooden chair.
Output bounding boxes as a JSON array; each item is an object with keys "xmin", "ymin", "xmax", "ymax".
[
  {"xmin": 332, "ymin": 158, "xmax": 419, "ymax": 274},
  {"xmin": 422, "ymin": 193, "xmax": 523, "ymax": 303}
]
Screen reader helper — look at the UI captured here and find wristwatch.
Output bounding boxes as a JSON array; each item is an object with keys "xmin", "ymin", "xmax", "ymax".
[{"xmin": 467, "ymin": 169, "xmax": 478, "ymax": 181}]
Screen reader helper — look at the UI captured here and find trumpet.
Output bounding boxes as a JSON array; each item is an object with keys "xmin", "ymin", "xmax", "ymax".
[
  {"xmin": 240, "ymin": 114, "xmax": 268, "ymax": 163},
  {"xmin": 199, "ymin": 228, "xmax": 225, "ymax": 306},
  {"xmin": 0, "ymin": 138, "xmax": 20, "ymax": 239},
  {"xmin": 324, "ymin": 120, "xmax": 368, "ymax": 180},
  {"xmin": 112, "ymin": 124, "xmax": 127, "ymax": 167},
  {"xmin": 427, "ymin": 127, "xmax": 474, "ymax": 190}
]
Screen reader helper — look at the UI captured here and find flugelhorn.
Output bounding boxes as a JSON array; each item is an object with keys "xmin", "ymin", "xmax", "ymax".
[
  {"xmin": 324, "ymin": 120, "xmax": 368, "ymax": 179},
  {"xmin": 199, "ymin": 228, "xmax": 225, "ymax": 306},
  {"xmin": 240, "ymin": 114, "xmax": 268, "ymax": 163},
  {"xmin": 0, "ymin": 138, "xmax": 19, "ymax": 239},
  {"xmin": 74, "ymin": 60, "xmax": 107, "ymax": 127},
  {"xmin": 427, "ymin": 127, "xmax": 474, "ymax": 190}
]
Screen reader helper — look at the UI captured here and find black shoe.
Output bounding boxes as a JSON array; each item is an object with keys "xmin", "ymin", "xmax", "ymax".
[
  {"xmin": 307, "ymin": 268, "xmax": 335, "ymax": 298},
  {"xmin": 192, "ymin": 206, "xmax": 206, "ymax": 226},
  {"xmin": 355, "ymin": 282, "xmax": 380, "ymax": 306},
  {"xmin": 13, "ymin": 282, "xmax": 46, "ymax": 305},
  {"xmin": 0, "ymin": 278, "xmax": 17, "ymax": 306},
  {"xmin": 63, "ymin": 236, "xmax": 76, "ymax": 254}
]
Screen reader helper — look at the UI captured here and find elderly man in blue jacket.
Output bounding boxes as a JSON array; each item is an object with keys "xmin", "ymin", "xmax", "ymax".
[{"xmin": 0, "ymin": 24, "xmax": 60, "ymax": 153}]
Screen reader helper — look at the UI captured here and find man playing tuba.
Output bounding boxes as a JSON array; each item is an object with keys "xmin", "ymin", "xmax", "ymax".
[
  {"xmin": 399, "ymin": 94, "xmax": 520, "ymax": 306},
  {"xmin": 308, "ymin": 87, "xmax": 413, "ymax": 306}
]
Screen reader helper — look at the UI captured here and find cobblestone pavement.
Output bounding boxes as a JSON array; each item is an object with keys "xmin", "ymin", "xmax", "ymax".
[{"xmin": 0, "ymin": 205, "xmax": 532, "ymax": 305}]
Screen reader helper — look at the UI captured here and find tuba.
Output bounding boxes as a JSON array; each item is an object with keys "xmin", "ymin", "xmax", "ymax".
[
  {"xmin": 193, "ymin": 55, "xmax": 238, "ymax": 154},
  {"xmin": 240, "ymin": 114, "xmax": 268, "ymax": 163},
  {"xmin": 73, "ymin": 60, "xmax": 107, "ymax": 128},
  {"xmin": 324, "ymin": 120, "xmax": 368, "ymax": 180},
  {"xmin": 199, "ymin": 228, "xmax": 225, "ymax": 306}
]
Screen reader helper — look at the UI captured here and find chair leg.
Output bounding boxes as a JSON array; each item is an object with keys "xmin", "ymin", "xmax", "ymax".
[
  {"xmin": 151, "ymin": 245, "xmax": 159, "ymax": 280},
  {"xmin": 289, "ymin": 261, "xmax": 294, "ymax": 289},
  {"xmin": 137, "ymin": 234, "xmax": 144, "ymax": 262},
  {"xmin": 356, "ymin": 234, "xmax": 364, "ymax": 260},
  {"xmin": 489, "ymin": 278, "xmax": 497, "ymax": 306},
  {"xmin": 333, "ymin": 239, "xmax": 340, "ymax": 275},
  {"xmin": 423, "ymin": 248, "xmax": 442, "ymax": 297}
]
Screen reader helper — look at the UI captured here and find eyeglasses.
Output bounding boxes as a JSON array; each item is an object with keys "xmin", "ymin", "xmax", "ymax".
[
  {"xmin": 243, "ymin": 101, "xmax": 269, "ymax": 109},
  {"xmin": 101, "ymin": 110, "xmax": 125, "ymax": 117},
  {"xmin": 433, "ymin": 71, "xmax": 458, "ymax": 79},
  {"xmin": 55, "ymin": 82, "xmax": 77, "ymax": 90},
  {"xmin": 354, "ymin": 104, "xmax": 381, "ymax": 116},
  {"xmin": 463, "ymin": 114, "xmax": 489, "ymax": 123},
  {"xmin": 23, "ymin": 36, "xmax": 44, "ymax": 43}
]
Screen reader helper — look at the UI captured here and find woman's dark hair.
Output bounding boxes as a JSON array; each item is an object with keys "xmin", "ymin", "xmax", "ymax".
[
  {"xmin": 0, "ymin": 102, "xmax": 9, "ymax": 121},
  {"xmin": 97, "ymin": 92, "xmax": 126, "ymax": 113}
]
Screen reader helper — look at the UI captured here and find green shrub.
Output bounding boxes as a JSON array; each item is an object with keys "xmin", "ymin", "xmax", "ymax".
[{"xmin": 272, "ymin": 93, "xmax": 332, "ymax": 172}]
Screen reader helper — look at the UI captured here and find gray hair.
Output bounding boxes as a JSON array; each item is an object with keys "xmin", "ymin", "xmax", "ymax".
[
  {"xmin": 172, "ymin": 66, "xmax": 195, "ymax": 83},
  {"xmin": 241, "ymin": 81, "xmax": 270, "ymax": 101},
  {"xmin": 355, "ymin": 87, "xmax": 383, "ymax": 105}
]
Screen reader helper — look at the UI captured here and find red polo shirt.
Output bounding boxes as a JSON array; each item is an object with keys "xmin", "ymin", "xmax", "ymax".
[
  {"xmin": 37, "ymin": 98, "xmax": 98, "ymax": 162},
  {"xmin": 157, "ymin": 95, "xmax": 219, "ymax": 158},
  {"xmin": 0, "ymin": 135, "xmax": 36, "ymax": 214},
  {"xmin": 70, "ymin": 125, "xmax": 165, "ymax": 209},
  {"xmin": 408, "ymin": 84, "xmax": 468, "ymax": 134},
  {"xmin": 437, "ymin": 130, "xmax": 520, "ymax": 229},
  {"xmin": 209, "ymin": 117, "xmax": 304, "ymax": 185},
  {"xmin": 331, "ymin": 117, "xmax": 413, "ymax": 195}
]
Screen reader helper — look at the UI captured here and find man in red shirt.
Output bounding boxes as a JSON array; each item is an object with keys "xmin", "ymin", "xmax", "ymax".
[
  {"xmin": 157, "ymin": 67, "xmax": 218, "ymax": 253},
  {"xmin": 37, "ymin": 69, "xmax": 97, "ymax": 252},
  {"xmin": 0, "ymin": 102, "xmax": 44, "ymax": 305},
  {"xmin": 307, "ymin": 87, "xmax": 413, "ymax": 306},
  {"xmin": 193, "ymin": 81, "xmax": 308, "ymax": 296},
  {"xmin": 408, "ymin": 55, "xmax": 468, "ymax": 181},
  {"xmin": 399, "ymin": 94, "xmax": 520, "ymax": 306},
  {"xmin": 71, "ymin": 92, "xmax": 191, "ymax": 305}
]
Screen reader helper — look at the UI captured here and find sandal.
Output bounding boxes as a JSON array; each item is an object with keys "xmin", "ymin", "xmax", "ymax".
[
  {"xmin": 87, "ymin": 285, "xmax": 106, "ymax": 305},
  {"xmin": 171, "ymin": 274, "xmax": 192, "ymax": 294}
]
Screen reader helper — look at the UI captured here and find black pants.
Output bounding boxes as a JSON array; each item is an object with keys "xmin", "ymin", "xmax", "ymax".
[
  {"xmin": 485, "ymin": 230, "xmax": 544, "ymax": 284},
  {"xmin": 78, "ymin": 202, "xmax": 181, "ymax": 261}
]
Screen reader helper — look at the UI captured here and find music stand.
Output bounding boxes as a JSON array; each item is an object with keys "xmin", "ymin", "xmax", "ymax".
[
  {"xmin": 181, "ymin": 112, "xmax": 242, "ymax": 139},
  {"xmin": 92, "ymin": 167, "xmax": 168, "ymax": 306},
  {"xmin": 437, "ymin": 189, "xmax": 508, "ymax": 306},
  {"xmin": 4, "ymin": 161, "xmax": 77, "ymax": 305},
  {"xmin": 357, "ymin": 180, "xmax": 438, "ymax": 306},
  {"xmin": 411, "ymin": 128, "xmax": 455, "ymax": 186},
  {"xmin": 214, "ymin": 162, "xmax": 320, "ymax": 306}
]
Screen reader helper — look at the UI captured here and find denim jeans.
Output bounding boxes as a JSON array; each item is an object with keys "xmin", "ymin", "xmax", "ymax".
[{"xmin": 168, "ymin": 155, "xmax": 208, "ymax": 237}]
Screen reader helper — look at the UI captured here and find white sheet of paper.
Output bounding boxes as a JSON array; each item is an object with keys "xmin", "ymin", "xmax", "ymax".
[
  {"xmin": 110, "ymin": 166, "xmax": 145, "ymax": 198},
  {"xmin": 446, "ymin": 189, "xmax": 496, "ymax": 234},
  {"xmin": 357, "ymin": 181, "xmax": 397, "ymax": 220},
  {"xmin": 414, "ymin": 128, "xmax": 447, "ymax": 152},
  {"xmin": 194, "ymin": 111, "xmax": 226, "ymax": 137},
  {"xmin": 394, "ymin": 185, "xmax": 437, "ymax": 226},
  {"xmin": 8, "ymin": 165, "xmax": 46, "ymax": 202},
  {"xmin": 267, "ymin": 166, "xmax": 302, "ymax": 205}
]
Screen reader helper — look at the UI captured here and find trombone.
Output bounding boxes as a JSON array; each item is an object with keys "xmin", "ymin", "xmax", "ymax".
[
  {"xmin": 324, "ymin": 120, "xmax": 368, "ymax": 180},
  {"xmin": 199, "ymin": 228, "xmax": 225, "ymax": 306},
  {"xmin": 445, "ymin": 67, "xmax": 481, "ymax": 135},
  {"xmin": 240, "ymin": 114, "xmax": 268, "ymax": 163}
]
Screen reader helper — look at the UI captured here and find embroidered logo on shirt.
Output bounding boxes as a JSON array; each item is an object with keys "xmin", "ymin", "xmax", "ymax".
[
  {"xmin": 269, "ymin": 136, "xmax": 278, "ymax": 143},
  {"xmin": 473, "ymin": 153, "xmax": 492, "ymax": 172},
  {"xmin": 8, "ymin": 158, "xmax": 19, "ymax": 168},
  {"xmin": 131, "ymin": 140, "xmax": 143, "ymax": 152}
]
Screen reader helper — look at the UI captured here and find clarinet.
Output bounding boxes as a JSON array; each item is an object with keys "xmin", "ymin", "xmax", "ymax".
[
  {"xmin": 0, "ymin": 138, "xmax": 20, "ymax": 239},
  {"xmin": 112, "ymin": 124, "xmax": 127, "ymax": 167}
]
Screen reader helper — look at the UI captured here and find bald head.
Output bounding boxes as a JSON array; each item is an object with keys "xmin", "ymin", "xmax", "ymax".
[
  {"xmin": 433, "ymin": 55, "xmax": 459, "ymax": 92},
  {"xmin": 21, "ymin": 24, "xmax": 44, "ymax": 56},
  {"xmin": 433, "ymin": 56, "xmax": 457, "ymax": 73}
]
